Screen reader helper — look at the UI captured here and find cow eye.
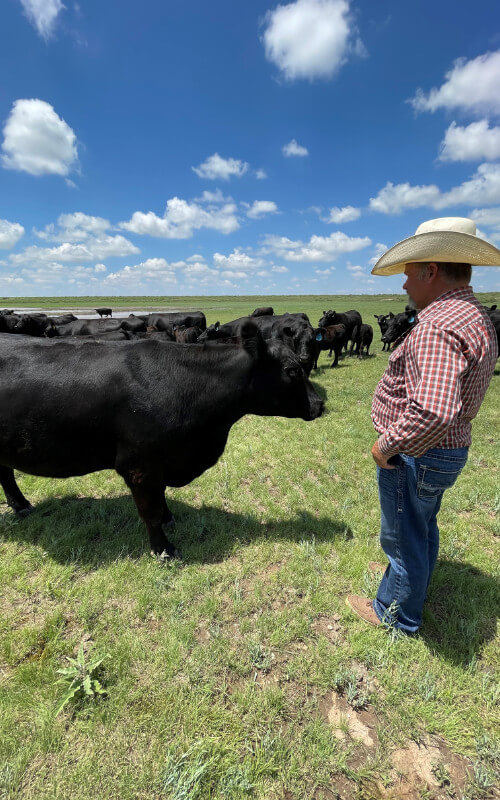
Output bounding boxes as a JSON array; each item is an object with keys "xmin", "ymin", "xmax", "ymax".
[{"xmin": 285, "ymin": 366, "xmax": 300, "ymax": 380}]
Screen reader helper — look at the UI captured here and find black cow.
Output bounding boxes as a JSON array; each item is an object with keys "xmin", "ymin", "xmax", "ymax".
[
  {"xmin": 0, "ymin": 313, "xmax": 23, "ymax": 333},
  {"xmin": 120, "ymin": 314, "xmax": 148, "ymax": 333},
  {"xmin": 312, "ymin": 324, "xmax": 347, "ymax": 369},
  {"xmin": 0, "ymin": 323, "xmax": 324, "ymax": 559},
  {"xmin": 47, "ymin": 319, "xmax": 123, "ymax": 337},
  {"xmin": 96, "ymin": 307, "xmax": 112, "ymax": 317},
  {"xmin": 147, "ymin": 311, "xmax": 206, "ymax": 332},
  {"xmin": 374, "ymin": 313, "xmax": 394, "ymax": 351},
  {"xmin": 352, "ymin": 323, "xmax": 373, "ymax": 357},
  {"xmin": 484, "ymin": 306, "xmax": 500, "ymax": 352},
  {"xmin": 0, "ymin": 309, "xmax": 14, "ymax": 316},
  {"xmin": 49, "ymin": 314, "xmax": 78, "ymax": 326},
  {"xmin": 251, "ymin": 307, "xmax": 274, "ymax": 317},
  {"xmin": 318, "ymin": 310, "xmax": 362, "ymax": 355},
  {"xmin": 199, "ymin": 314, "xmax": 316, "ymax": 375},
  {"xmin": 173, "ymin": 325, "xmax": 202, "ymax": 343},
  {"xmin": 13, "ymin": 314, "xmax": 53, "ymax": 337},
  {"xmin": 381, "ymin": 307, "xmax": 418, "ymax": 347}
]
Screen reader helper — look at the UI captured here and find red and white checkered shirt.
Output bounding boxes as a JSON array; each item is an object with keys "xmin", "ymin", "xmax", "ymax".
[{"xmin": 372, "ymin": 287, "xmax": 498, "ymax": 457}]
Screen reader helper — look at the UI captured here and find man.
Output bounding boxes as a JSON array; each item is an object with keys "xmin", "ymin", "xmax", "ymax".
[{"xmin": 347, "ymin": 217, "xmax": 499, "ymax": 634}]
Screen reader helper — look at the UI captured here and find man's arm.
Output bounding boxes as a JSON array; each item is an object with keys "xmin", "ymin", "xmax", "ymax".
[{"xmin": 375, "ymin": 323, "xmax": 468, "ymax": 459}]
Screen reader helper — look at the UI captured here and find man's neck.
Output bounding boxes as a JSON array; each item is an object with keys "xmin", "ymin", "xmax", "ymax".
[{"xmin": 420, "ymin": 282, "xmax": 470, "ymax": 309}]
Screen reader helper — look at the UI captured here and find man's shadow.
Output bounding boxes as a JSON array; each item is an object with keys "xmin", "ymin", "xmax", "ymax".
[
  {"xmin": 0, "ymin": 494, "xmax": 353, "ymax": 568},
  {"xmin": 421, "ymin": 557, "xmax": 499, "ymax": 666}
]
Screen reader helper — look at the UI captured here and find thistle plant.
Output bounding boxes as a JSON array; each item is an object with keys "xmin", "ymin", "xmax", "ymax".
[{"xmin": 55, "ymin": 642, "xmax": 107, "ymax": 716}]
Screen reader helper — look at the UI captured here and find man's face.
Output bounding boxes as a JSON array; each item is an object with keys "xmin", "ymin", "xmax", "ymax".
[{"xmin": 402, "ymin": 263, "xmax": 429, "ymax": 309}]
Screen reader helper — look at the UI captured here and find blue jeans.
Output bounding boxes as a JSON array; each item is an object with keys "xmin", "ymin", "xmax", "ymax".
[{"xmin": 373, "ymin": 446, "xmax": 468, "ymax": 634}]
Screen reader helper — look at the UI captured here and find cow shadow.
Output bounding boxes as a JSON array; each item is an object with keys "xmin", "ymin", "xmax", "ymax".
[
  {"xmin": 0, "ymin": 494, "xmax": 353, "ymax": 569},
  {"xmin": 421, "ymin": 557, "xmax": 499, "ymax": 666}
]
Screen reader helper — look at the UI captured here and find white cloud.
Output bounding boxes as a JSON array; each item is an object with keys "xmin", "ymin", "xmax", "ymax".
[
  {"xmin": 0, "ymin": 219, "xmax": 25, "ymax": 249},
  {"xmin": 105, "ymin": 258, "xmax": 177, "ymax": 286},
  {"xmin": 255, "ymin": 168, "xmax": 268, "ymax": 179},
  {"xmin": 262, "ymin": 0, "xmax": 364, "ymax": 81},
  {"xmin": 410, "ymin": 51, "xmax": 500, "ymax": 116},
  {"xmin": 315, "ymin": 268, "xmax": 333, "ymax": 275},
  {"xmin": 1, "ymin": 99, "xmax": 78, "ymax": 177},
  {"xmin": 369, "ymin": 182, "xmax": 441, "ymax": 214},
  {"xmin": 324, "ymin": 205, "xmax": 360, "ymax": 223},
  {"xmin": 19, "ymin": 0, "xmax": 64, "ymax": 40},
  {"xmin": 370, "ymin": 163, "xmax": 500, "ymax": 214},
  {"xmin": 192, "ymin": 153, "xmax": 249, "ymax": 180},
  {"xmin": 282, "ymin": 138, "xmax": 309, "ymax": 157},
  {"xmin": 369, "ymin": 242, "xmax": 388, "ymax": 266},
  {"xmin": 271, "ymin": 265, "xmax": 288, "ymax": 272},
  {"xmin": 9, "ymin": 235, "xmax": 139, "ymax": 266},
  {"xmin": 263, "ymin": 230, "xmax": 371, "ymax": 261},
  {"xmin": 94, "ymin": 263, "xmax": 107, "ymax": 273},
  {"xmin": 194, "ymin": 189, "xmax": 232, "ymax": 204},
  {"xmin": 470, "ymin": 207, "xmax": 500, "ymax": 228},
  {"xmin": 439, "ymin": 120, "xmax": 500, "ymax": 162},
  {"xmin": 221, "ymin": 270, "xmax": 249, "ymax": 280},
  {"xmin": 213, "ymin": 248, "xmax": 265, "ymax": 270},
  {"xmin": 120, "ymin": 196, "xmax": 239, "ymax": 239},
  {"xmin": 34, "ymin": 212, "xmax": 111, "ymax": 242},
  {"xmin": 246, "ymin": 200, "xmax": 279, "ymax": 219}
]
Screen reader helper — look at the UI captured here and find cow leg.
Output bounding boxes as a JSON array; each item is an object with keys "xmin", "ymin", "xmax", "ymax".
[
  {"xmin": 0, "ymin": 467, "xmax": 33, "ymax": 517},
  {"xmin": 122, "ymin": 471, "xmax": 177, "ymax": 559},
  {"xmin": 330, "ymin": 346, "xmax": 340, "ymax": 368}
]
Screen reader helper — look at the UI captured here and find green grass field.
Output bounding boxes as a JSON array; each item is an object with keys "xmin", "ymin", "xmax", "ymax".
[{"xmin": 0, "ymin": 295, "xmax": 498, "ymax": 800}]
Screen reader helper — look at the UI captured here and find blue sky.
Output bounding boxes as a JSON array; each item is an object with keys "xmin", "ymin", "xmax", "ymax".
[{"xmin": 1, "ymin": 0, "xmax": 499, "ymax": 296}]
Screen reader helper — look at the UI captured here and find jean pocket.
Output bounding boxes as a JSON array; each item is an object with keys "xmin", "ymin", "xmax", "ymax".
[{"xmin": 417, "ymin": 465, "xmax": 462, "ymax": 499}]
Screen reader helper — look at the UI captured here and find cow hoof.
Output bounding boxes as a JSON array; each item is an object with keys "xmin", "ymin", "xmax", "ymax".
[
  {"xmin": 16, "ymin": 504, "xmax": 34, "ymax": 519},
  {"xmin": 151, "ymin": 548, "xmax": 181, "ymax": 562}
]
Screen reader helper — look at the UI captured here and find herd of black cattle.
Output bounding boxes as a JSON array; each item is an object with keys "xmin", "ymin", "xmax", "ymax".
[
  {"xmin": 0, "ymin": 301, "xmax": 497, "ymax": 558},
  {"xmin": 0, "ymin": 303, "xmax": 451, "ymax": 374},
  {"xmin": 1, "ymin": 303, "xmax": 498, "ymax": 375}
]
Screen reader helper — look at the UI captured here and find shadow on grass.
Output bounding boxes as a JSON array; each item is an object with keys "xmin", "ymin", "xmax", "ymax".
[
  {"xmin": 0, "ymin": 493, "xmax": 353, "ymax": 568},
  {"xmin": 421, "ymin": 557, "xmax": 499, "ymax": 666}
]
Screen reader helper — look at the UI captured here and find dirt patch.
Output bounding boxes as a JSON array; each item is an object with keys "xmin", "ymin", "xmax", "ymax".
[
  {"xmin": 320, "ymin": 692, "xmax": 379, "ymax": 748},
  {"xmin": 311, "ymin": 614, "xmax": 344, "ymax": 644},
  {"xmin": 313, "ymin": 779, "xmax": 357, "ymax": 800},
  {"xmin": 386, "ymin": 737, "xmax": 472, "ymax": 799}
]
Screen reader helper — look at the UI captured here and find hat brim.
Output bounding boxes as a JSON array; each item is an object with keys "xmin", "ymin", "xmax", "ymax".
[{"xmin": 371, "ymin": 230, "xmax": 500, "ymax": 276}]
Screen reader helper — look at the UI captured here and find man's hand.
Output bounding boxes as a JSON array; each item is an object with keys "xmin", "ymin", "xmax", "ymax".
[{"xmin": 372, "ymin": 440, "xmax": 396, "ymax": 469}]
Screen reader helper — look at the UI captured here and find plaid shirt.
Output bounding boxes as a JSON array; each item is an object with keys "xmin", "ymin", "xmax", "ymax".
[{"xmin": 372, "ymin": 287, "xmax": 498, "ymax": 457}]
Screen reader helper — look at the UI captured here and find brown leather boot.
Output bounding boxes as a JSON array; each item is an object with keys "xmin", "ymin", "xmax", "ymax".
[{"xmin": 346, "ymin": 595, "xmax": 382, "ymax": 626}]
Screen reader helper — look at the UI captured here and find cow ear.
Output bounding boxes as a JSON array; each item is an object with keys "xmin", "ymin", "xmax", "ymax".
[
  {"xmin": 238, "ymin": 320, "xmax": 266, "ymax": 360},
  {"xmin": 314, "ymin": 328, "xmax": 324, "ymax": 341},
  {"xmin": 214, "ymin": 321, "xmax": 220, "ymax": 331},
  {"xmin": 491, "ymin": 305, "xmax": 497, "ymax": 311},
  {"xmin": 388, "ymin": 312, "xmax": 394, "ymax": 318}
]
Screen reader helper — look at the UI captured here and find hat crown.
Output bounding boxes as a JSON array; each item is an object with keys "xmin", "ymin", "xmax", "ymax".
[{"xmin": 415, "ymin": 216, "xmax": 476, "ymax": 236}]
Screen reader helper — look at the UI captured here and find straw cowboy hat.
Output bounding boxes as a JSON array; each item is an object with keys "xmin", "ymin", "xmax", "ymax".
[{"xmin": 371, "ymin": 216, "xmax": 500, "ymax": 276}]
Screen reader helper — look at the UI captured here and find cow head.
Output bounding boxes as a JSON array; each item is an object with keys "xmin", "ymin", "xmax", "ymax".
[
  {"xmin": 318, "ymin": 309, "xmax": 337, "ymax": 328},
  {"xmin": 381, "ymin": 307, "xmax": 417, "ymax": 346},
  {"xmin": 197, "ymin": 321, "xmax": 221, "ymax": 341},
  {"xmin": 239, "ymin": 321, "xmax": 324, "ymax": 421}
]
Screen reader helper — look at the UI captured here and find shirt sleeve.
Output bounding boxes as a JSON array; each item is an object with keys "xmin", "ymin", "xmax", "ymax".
[{"xmin": 377, "ymin": 323, "xmax": 469, "ymax": 457}]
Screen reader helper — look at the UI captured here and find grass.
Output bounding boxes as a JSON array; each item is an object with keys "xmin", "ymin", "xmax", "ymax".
[{"xmin": 0, "ymin": 293, "xmax": 498, "ymax": 799}]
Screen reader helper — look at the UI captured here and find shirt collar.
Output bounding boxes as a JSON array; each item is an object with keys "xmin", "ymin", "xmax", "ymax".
[{"xmin": 417, "ymin": 286, "xmax": 473, "ymax": 322}]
